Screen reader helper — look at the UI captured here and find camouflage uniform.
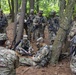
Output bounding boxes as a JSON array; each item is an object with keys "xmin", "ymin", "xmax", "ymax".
[
  {"xmin": 33, "ymin": 11, "xmax": 47, "ymax": 40},
  {"xmin": 27, "ymin": 12, "xmax": 35, "ymax": 40},
  {"xmin": 0, "ymin": 47, "xmax": 19, "ymax": 75},
  {"xmin": 0, "ymin": 33, "xmax": 7, "ymax": 46},
  {"xmin": 19, "ymin": 44, "xmax": 51, "ymax": 67},
  {"xmin": 16, "ymin": 35, "xmax": 33, "ymax": 55},
  {"xmin": 48, "ymin": 11, "xmax": 59, "ymax": 44},
  {"xmin": 70, "ymin": 35, "xmax": 76, "ymax": 75},
  {"xmin": 0, "ymin": 9, "xmax": 8, "ymax": 33}
]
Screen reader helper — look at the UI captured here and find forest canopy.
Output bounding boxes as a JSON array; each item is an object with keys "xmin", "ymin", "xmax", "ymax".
[{"xmin": 0, "ymin": 0, "xmax": 59, "ymax": 17}]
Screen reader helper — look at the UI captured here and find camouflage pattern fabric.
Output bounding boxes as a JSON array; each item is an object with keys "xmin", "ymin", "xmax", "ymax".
[
  {"xmin": 0, "ymin": 47, "xmax": 19, "ymax": 75},
  {"xmin": 70, "ymin": 52, "xmax": 76, "ymax": 75},
  {"xmin": 19, "ymin": 45, "xmax": 51, "ymax": 67},
  {"xmin": 16, "ymin": 39, "xmax": 32, "ymax": 55},
  {"xmin": 33, "ymin": 15, "xmax": 47, "ymax": 40},
  {"xmin": 69, "ymin": 21, "xmax": 76, "ymax": 37},
  {"xmin": 19, "ymin": 57, "xmax": 36, "ymax": 66},
  {"xmin": 0, "ymin": 33, "xmax": 7, "ymax": 40},
  {"xmin": 0, "ymin": 15, "xmax": 8, "ymax": 33},
  {"xmin": 27, "ymin": 14, "xmax": 35, "ymax": 40}
]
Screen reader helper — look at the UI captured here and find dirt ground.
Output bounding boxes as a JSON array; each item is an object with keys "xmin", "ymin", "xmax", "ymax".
[{"xmin": 7, "ymin": 23, "xmax": 72, "ymax": 75}]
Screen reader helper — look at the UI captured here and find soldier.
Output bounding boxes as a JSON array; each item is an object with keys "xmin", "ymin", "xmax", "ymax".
[
  {"xmin": 19, "ymin": 37, "xmax": 51, "ymax": 67},
  {"xmin": 48, "ymin": 11, "xmax": 59, "ymax": 44},
  {"xmin": 16, "ymin": 35, "xmax": 33, "ymax": 56},
  {"xmin": 27, "ymin": 9, "xmax": 35, "ymax": 40},
  {"xmin": 33, "ymin": 10, "xmax": 47, "ymax": 41},
  {"xmin": 0, "ymin": 35, "xmax": 19, "ymax": 75},
  {"xmin": 0, "ymin": 9, "xmax": 8, "ymax": 33}
]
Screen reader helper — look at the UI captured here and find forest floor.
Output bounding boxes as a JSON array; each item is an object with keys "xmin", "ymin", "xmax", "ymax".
[{"xmin": 7, "ymin": 23, "xmax": 72, "ymax": 75}]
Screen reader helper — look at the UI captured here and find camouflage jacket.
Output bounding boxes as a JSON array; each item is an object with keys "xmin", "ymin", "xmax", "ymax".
[
  {"xmin": 0, "ymin": 47, "xmax": 19, "ymax": 75},
  {"xmin": 19, "ymin": 45, "xmax": 52, "ymax": 67},
  {"xmin": 70, "ymin": 53, "xmax": 76, "ymax": 74},
  {"xmin": 33, "ymin": 15, "xmax": 47, "ymax": 27},
  {"xmin": 48, "ymin": 17, "xmax": 59, "ymax": 32},
  {"xmin": 0, "ymin": 15, "xmax": 8, "ymax": 28}
]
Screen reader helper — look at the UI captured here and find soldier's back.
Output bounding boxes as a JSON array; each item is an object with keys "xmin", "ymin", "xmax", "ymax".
[{"xmin": 0, "ymin": 47, "xmax": 19, "ymax": 75}]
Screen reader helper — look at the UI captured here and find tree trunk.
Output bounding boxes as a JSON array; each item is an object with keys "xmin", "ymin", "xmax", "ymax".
[
  {"xmin": 8, "ymin": 0, "xmax": 12, "ymax": 14},
  {"xmin": 13, "ymin": 0, "xmax": 18, "ymax": 44},
  {"xmin": 16, "ymin": 0, "xmax": 26, "ymax": 43},
  {"xmin": 50, "ymin": 0, "xmax": 75, "ymax": 64},
  {"xmin": 29, "ymin": 0, "xmax": 34, "ymax": 10},
  {"xmin": 11, "ymin": 0, "xmax": 14, "ymax": 22},
  {"xmin": 25, "ymin": 0, "xmax": 27, "ymax": 13},
  {"xmin": 0, "ymin": 0, "xmax": 1, "ymax": 9},
  {"xmin": 36, "ymin": 0, "xmax": 39, "ymax": 12},
  {"xmin": 14, "ymin": 0, "xmax": 18, "ymax": 12}
]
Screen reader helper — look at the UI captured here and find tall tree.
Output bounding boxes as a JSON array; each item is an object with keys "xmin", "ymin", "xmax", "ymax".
[
  {"xmin": 16, "ymin": 0, "xmax": 26, "ymax": 43},
  {"xmin": 11, "ymin": 0, "xmax": 14, "ymax": 22},
  {"xmin": 50, "ymin": 0, "xmax": 75, "ymax": 64},
  {"xmin": 25, "ymin": 0, "xmax": 27, "ymax": 13},
  {"xmin": 36, "ymin": 0, "xmax": 39, "ymax": 12},
  {"xmin": 29, "ymin": 0, "xmax": 34, "ymax": 10},
  {"xmin": 8, "ymin": 0, "xmax": 12, "ymax": 14},
  {"xmin": 0, "ymin": 0, "xmax": 1, "ymax": 9},
  {"xmin": 13, "ymin": 0, "xmax": 18, "ymax": 44}
]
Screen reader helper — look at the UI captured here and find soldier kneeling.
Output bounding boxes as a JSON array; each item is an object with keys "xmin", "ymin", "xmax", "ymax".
[
  {"xmin": 19, "ymin": 37, "xmax": 52, "ymax": 67},
  {"xmin": 16, "ymin": 35, "xmax": 33, "ymax": 56}
]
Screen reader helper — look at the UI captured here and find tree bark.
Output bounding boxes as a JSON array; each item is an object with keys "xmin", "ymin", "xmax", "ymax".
[
  {"xmin": 16, "ymin": 0, "xmax": 26, "ymax": 43},
  {"xmin": 11, "ymin": 0, "xmax": 14, "ymax": 22},
  {"xmin": 50, "ymin": 0, "xmax": 75, "ymax": 64},
  {"xmin": 29, "ymin": 0, "xmax": 34, "ymax": 10},
  {"xmin": 8, "ymin": 0, "xmax": 12, "ymax": 14},
  {"xmin": 13, "ymin": 0, "xmax": 18, "ymax": 44},
  {"xmin": 0, "ymin": 0, "xmax": 1, "ymax": 9},
  {"xmin": 36, "ymin": 0, "xmax": 39, "ymax": 12}
]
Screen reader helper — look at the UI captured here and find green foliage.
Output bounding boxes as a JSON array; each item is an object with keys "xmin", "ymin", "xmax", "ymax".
[
  {"xmin": 1, "ymin": 0, "xmax": 10, "ymax": 14},
  {"xmin": 1, "ymin": 0, "xmax": 59, "ymax": 16},
  {"xmin": 39, "ymin": 0, "xmax": 59, "ymax": 17}
]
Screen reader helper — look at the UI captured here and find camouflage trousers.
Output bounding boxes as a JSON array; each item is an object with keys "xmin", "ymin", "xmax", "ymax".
[
  {"xmin": 19, "ymin": 57, "xmax": 37, "ymax": 66},
  {"xmin": 33, "ymin": 26, "xmax": 45, "ymax": 41},
  {"xmin": 70, "ymin": 54, "xmax": 76, "ymax": 74},
  {"xmin": 27, "ymin": 25, "xmax": 33, "ymax": 40},
  {"xmin": 0, "ymin": 68, "xmax": 16, "ymax": 75},
  {"xmin": 19, "ymin": 57, "xmax": 49, "ymax": 67},
  {"xmin": 38, "ymin": 26, "xmax": 45, "ymax": 38}
]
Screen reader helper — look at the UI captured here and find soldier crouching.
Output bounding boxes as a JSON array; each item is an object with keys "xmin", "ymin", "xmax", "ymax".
[
  {"xmin": 19, "ymin": 37, "xmax": 52, "ymax": 68},
  {"xmin": 0, "ymin": 35, "xmax": 19, "ymax": 75}
]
